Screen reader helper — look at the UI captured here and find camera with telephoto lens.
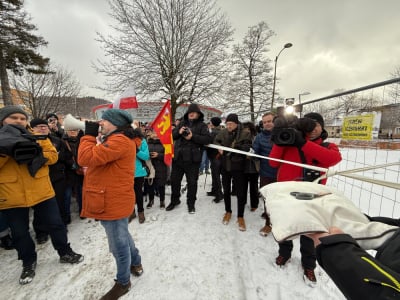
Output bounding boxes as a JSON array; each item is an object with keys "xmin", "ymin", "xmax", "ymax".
[
  {"xmin": 271, "ymin": 115, "xmax": 299, "ymax": 146},
  {"xmin": 182, "ymin": 127, "xmax": 191, "ymax": 137}
]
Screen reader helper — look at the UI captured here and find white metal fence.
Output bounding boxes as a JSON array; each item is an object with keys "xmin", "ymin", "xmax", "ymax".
[{"xmin": 327, "ymin": 143, "xmax": 400, "ymax": 218}]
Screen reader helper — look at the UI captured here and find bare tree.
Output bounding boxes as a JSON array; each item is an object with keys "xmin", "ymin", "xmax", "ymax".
[
  {"xmin": 0, "ymin": 0, "xmax": 49, "ymax": 106},
  {"xmin": 10, "ymin": 64, "xmax": 81, "ymax": 118},
  {"xmin": 389, "ymin": 66, "xmax": 400, "ymax": 104},
  {"xmin": 228, "ymin": 22, "xmax": 274, "ymax": 122},
  {"xmin": 94, "ymin": 0, "xmax": 233, "ymax": 119}
]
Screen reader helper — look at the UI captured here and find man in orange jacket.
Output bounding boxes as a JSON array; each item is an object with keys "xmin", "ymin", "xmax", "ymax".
[{"xmin": 79, "ymin": 109, "xmax": 143, "ymax": 300}]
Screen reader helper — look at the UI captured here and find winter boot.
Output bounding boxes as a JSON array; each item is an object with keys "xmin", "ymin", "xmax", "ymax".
[
  {"xmin": 131, "ymin": 264, "xmax": 144, "ymax": 276},
  {"xmin": 237, "ymin": 217, "xmax": 246, "ymax": 231},
  {"xmin": 303, "ymin": 268, "xmax": 317, "ymax": 287},
  {"xmin": 146, "ymin": 198, "xmax": 154, "ymax": 209},
  {"xmin": 222, "ymin": 212, "xmax": 232, "ymax": 225},
  {"xmin": 19, "ymin": 261, "xmax": 37, "ymax": 285},
  {"xmin": 0, "ymin": 234, "xmax": 14, "ymax": 250},
  {"xmin": 60, "ymin": 249, "xmax": 84, "ymax": 264},
  {"xmin": 138, "ymin": 212, "xmax": 145, "ymax": 224},
  {"xmin": 100, "ymin": 280, "xmax": 131, "ymax": 300},
  {"xmin": 275, "ymin": 255, "xmax": 290, "ymax": 267},
  {"xmin": 259, "ymin": 225, "xmax": 272, "ymax": 237},
  {"xmin": 160, "ymin": 200, "xmax": 165, "ymax": 209}
]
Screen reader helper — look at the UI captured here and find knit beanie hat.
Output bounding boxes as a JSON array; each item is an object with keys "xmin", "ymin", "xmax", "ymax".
[
  {"xmin": 101, "ymin": 109, "xmax": 133, "ymax": 127},
  {"xmin": 30, "ymin": 118, "xmax": 48, "ymax": 128},
  {"xmin": 210, "ymin": 117, "xmax": 222, "ymax": 127},
  {"xmin": 0, "ymin": 105, "xmax": 29, "ymax": 124},
  {"xmin": 225, "ymin": 113, "xmax": 239, "ymax": 124},
  {"xmin": 304, "ymin": 112, "xmax": 324, "ymax": 128},
  {"xmin": 46, "ymin": 113, "xmax": 59, "ymax": 120},
  {"xmin": 186, "ymin": 103, "xmax": 201, "ymax": 114}
]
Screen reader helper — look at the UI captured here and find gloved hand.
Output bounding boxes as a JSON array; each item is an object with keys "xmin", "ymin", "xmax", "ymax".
[
  {"xmin": 293, "ymin": 130, "xmax": 306, "ymax": 148},
  {"xmin": 296, "ymin": 118, "xmax": 317, "ymax": 133},
  {"xmin": 85, "ymin": 121, "xmax": 99, "ymax": 137}
]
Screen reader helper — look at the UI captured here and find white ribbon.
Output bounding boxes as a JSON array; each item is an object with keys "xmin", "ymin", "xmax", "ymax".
[{"xmin": 206, "ymin": 143, "xmax": 400, "ymax": 190}]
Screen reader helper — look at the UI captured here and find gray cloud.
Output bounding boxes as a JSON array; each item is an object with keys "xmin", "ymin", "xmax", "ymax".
[{"xmin": 25, "ymin": 0, "xmax": 400, "ymax": 103}]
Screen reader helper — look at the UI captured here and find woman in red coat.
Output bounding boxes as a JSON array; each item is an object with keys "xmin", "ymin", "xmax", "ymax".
[{"xmin": 268, "ymin": 112, "xmax": 342, "ymax": 286}]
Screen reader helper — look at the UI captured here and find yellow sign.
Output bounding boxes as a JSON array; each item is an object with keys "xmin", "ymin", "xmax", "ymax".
[{"xmin": 342, "ymin": 114, "xmax": 374, "ymax": 140}]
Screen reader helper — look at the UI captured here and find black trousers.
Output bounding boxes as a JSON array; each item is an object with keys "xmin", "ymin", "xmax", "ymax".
[
  {"xmin": 245, "ymin": 173, "xmax": 259, "ymax": 209},
  {"xmin": 170, "ymin": 160, "xmax": 200, "ymax": 209},
  {"xmin": 222, "ymin": 169, "xmax": 247, "ymax": 217},
  {"xmin": 134, "ymin": 177, "xmax": 145, "ymax": 213},
  {"xmin": 279, "ymin": 235, "xmax": 316, "ymax": 269},
  {"xmin": 210, "ymin": 157, "xmax": 223, "ymax": 197}
]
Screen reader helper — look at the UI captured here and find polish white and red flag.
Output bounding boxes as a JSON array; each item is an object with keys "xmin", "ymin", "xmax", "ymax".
[{"xmin": 108, "ymin": 86, "xmax": 138, "ymax": 109}]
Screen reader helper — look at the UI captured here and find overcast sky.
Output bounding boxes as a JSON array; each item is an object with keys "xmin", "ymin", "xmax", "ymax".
[{"xmin": 25, "ymin": 0, "xmax": 400, "ymax": 104}]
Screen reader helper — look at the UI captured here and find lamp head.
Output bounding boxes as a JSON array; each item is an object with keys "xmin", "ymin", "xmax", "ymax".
[{"xmin": 284, "ymin": 43, "xmax": 293, "ymax": 48}]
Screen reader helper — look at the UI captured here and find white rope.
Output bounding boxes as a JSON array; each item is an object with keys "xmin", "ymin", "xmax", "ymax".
[{"xmin": 205, "ymin": 144, "xmax": 400, "ymax": 190}]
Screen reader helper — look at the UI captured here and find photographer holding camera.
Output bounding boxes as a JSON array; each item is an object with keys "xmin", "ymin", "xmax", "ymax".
[
  {"xmin": 268, "ymin": 112, "xmax": 342, "ymax": 285},
  {"xmin": 0, "ymin": 106, "xmax": 83, "ymax": 285},
  {"xmin": 166, "ymin": 103, "xmax": 212, "ymax": 213}
]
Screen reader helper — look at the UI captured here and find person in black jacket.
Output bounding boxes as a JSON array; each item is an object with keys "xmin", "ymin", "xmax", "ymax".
[
  {"xmin": 30, "ymin": 118, "xmax": 71, "ymax": 243},
  {"xmin": 206, "ymin": 117, "xmax": 224, "ymax": 203},
  {"xmin": 166, "ymin": 104, "xmax": 212, "ymax": 214},
  {"xmin": 308, "ymin": 226, "xmax": 400, "ymax": 300}
]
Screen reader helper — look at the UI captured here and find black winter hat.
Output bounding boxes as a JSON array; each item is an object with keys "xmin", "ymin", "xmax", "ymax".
[
  {"xmin": 186, "ymin": 103, "xmax": 201, "ymax": 114},
  {"xmin": 46, "ymin": 113, "xmax": 59, "ymax": 120},
  {"xmin": 30, "ymin": 118, "xmax": 48, "ymax": 128},
  {"xmin": 225, "ymin": 113, "xmax": 239, "ymax": 124},
  {"xmin": 304, "ymin": 112, "xmax": 324, "ymax": 128},
  {"xmin": 210, "ymin": 117, "xmax": 222, "ymax": 127}
]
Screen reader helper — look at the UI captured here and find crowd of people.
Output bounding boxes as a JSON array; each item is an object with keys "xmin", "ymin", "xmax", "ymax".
[{"xmin": 1, "ymin": 103, "xmax": 399, "ymax": 300}]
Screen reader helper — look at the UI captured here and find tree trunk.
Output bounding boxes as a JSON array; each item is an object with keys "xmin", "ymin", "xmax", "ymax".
[{"xmin": 0, "ymin": 49, "xmax": 13, "ymax": 106}]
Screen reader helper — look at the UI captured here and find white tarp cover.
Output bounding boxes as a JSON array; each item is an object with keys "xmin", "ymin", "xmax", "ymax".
[{"xmin": 260, "ymin": 181, "xmax": 398, "ymax": 249}]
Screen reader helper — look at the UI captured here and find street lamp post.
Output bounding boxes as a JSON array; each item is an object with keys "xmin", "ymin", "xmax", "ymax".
[
  {"xmin": 298, "ymin": 91, "xmax": 310, "ymax": 117},
  {"xmin": 270, "ymin": 42, "xmax": 293, "ymax": 110}
]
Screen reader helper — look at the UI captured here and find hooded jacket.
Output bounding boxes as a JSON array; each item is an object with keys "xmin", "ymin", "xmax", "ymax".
[
  {"xmin": 172, "ymin": 104, "xmax": 212, "ymax": 163},
  {"xmin": 78, "ymin": 132, "xmax": 136, "ymax": 220}
]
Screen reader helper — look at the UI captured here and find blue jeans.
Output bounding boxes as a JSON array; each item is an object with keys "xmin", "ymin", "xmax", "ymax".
[
  {"xmin": 100, "ymin": 218, "xmax": 141, "ymax": 285},
  {"xmin": 2, "ymin": 197, "xmax": 70, "ymax": 266},
  {"xmin": 199, "ymin": 150, "xmax": 209, "ymax": 172}
]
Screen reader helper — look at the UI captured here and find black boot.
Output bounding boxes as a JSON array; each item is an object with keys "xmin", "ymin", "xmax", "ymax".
[
  {"xmin": 166, "ymin": 200, "xmax": 181, "ymax": 211},
  {"xmin": 146, "ymin": 198, "xmax": 154, "ymax": 209},
  {"xmin": 160, "ymin": 200, "xmax": 165, "ymax": 209},
  {"xmin": 0, "ymin": 234, "xmax": 13, "ymax": 250}
]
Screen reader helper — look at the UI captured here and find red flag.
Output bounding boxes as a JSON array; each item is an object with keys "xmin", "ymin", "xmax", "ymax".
[
  {"xmin": 152, "ymin": 100, "xmax": 174, "ymax": 166},
  {"xmin": 109, "ymin": 86, "xmax": 138, "ymax": 109}
]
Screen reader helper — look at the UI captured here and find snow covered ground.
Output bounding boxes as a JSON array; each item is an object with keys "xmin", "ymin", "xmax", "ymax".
[{"xmin": 0, "ymin": 174, "xmax": 345, "ymax": 300}]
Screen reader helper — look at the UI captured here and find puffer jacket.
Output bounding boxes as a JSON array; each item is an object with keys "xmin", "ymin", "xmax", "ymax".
[
  {"xmin": 78, "ymin": 131, "xmax": 136, "ymax": 220},
  {"xmin": 135, "ymin": 138, "xmax": 150, "ymax": 178},
  {"xmin": 214, "ymin": 124, "xmax": 253, "ymax": 171},
  {"xmin": 0, "ymin": 137, "xmax": 58, "ymax": 209},
  {"xmin": 269, "ymin": 136, "xmax": 342, "ymax": 184}
]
